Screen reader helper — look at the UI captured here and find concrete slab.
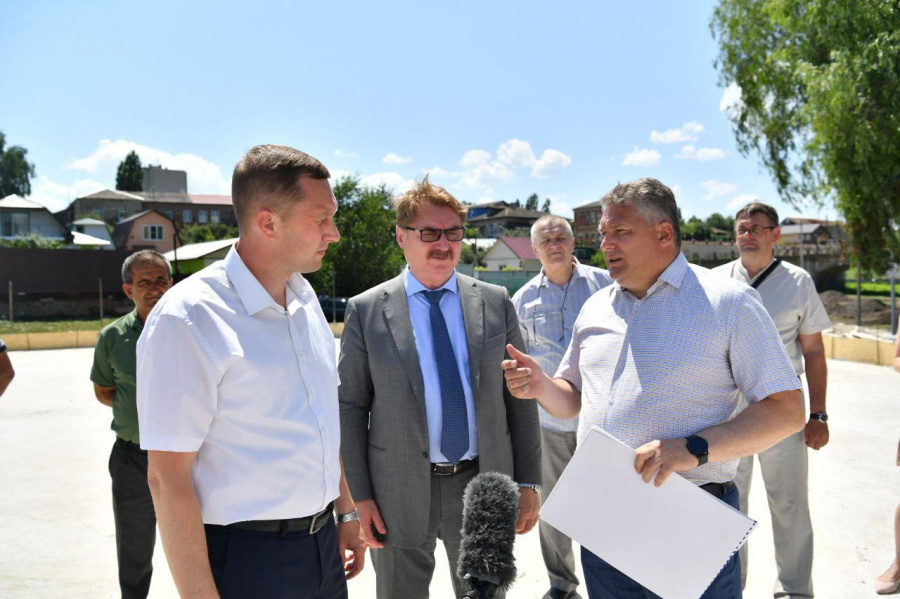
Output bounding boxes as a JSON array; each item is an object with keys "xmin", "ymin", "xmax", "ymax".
[{"xmin": 0, "ymin": 347, "xmax": 896, "ymax": 598}]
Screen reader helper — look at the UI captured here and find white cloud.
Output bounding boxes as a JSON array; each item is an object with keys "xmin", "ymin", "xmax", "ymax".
[
  {"xmin": 29, "ymin": 176, "xmax": 107, "ymax": 212},
  {"xmin": 545, "ymin": 194, "xmax": 571, "ymax": 217},
  {"xmin": 675, "ymin": 145, "xmax": 725, "ymax": 161},
  {"xmin": 650, "ymin": 121, "xmax": 705, "ymax": 144},
  {"xmin": 622, "ymin": 147, "xmax": 661, "ymax": 166},
  {"xmin": 359, "ymin": 172, "xmax": 416, "ymax": 194},
  {"xmin": 334, "ymin": 149, "xmax": 356, "ymax": 158},
  {"xmin": 497, "ymin": 139, "xmax": 536, "ymax": 168},
  {"xmin": 532, "ymin": 149, "xmax": 572, "ymax": 178},
  {"xmin": 476, "ymin": 196, "xmax": 496, "ymax": 205},
  {"xmin": 701, "ymin": 180, "xmax": 738, "ymax": 200},
  {"xmin": 720, "ymin": 83, "xmax": 744, "ymax": 119},
  {"xmin": 726, "ymin": 194, "xmax": 760, "ymax": 211},
  {"xmin": 459, "ymin": 149, "xmax": 492, "ymax": 168},
  {"xmin": 382, "ymin": 153, "xmax": 412, "ymax": 165},
  {"xmin": 327, "ymin": 168, "xmax": 354, "ymax": 182},
  {"xmin": 66, "ymin": 139, "xmax": 230, "ymax": 193}
]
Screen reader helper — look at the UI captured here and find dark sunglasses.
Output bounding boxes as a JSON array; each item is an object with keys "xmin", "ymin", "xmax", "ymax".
[{"xmin": 404, "ymin": 226, "xmax": 467, "ymax": 242}]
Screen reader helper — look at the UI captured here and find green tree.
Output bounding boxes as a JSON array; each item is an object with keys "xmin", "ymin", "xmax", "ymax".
[
  {"xmin": 541, "ymin": 198, "xmax": 551, "ymax": 213},
  {"xmin": 0, "ymin": 131, "xmax": 36, "ymax": 197},
  {"xmin": 589, "ymin": 250, "xmax": 607, "ymax": 269},
  {"xmin": 116, "ymin": 151, "xmax": 144, "ymax": 192},
  {"xmin": 305, "ymin": 176, "xmax": 405, "ymax": 297},
  {"xmin": 0, "ymin": 234, "xmax": 64, "ymax": 249},
  {"xmin": 711, "ymin": 0, "xmax": 900, "ymax": 269},
  {"xmin": 524, "ymin": 193, "xmax": 539, "ymax": 211},
  {"xmin": 179, "ymin": 223, "xmax": 239, "ymax": 244}
]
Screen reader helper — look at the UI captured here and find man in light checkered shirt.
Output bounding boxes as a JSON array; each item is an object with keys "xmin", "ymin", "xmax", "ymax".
[{"xmin": 503, "ymin": 178, "xmax": 804, "ymax": 599}]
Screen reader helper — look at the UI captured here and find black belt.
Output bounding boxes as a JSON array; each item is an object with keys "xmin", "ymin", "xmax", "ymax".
[
  {"xmin": 227, "ymin": 502, "xmax": 334, "ymax": 535},
  {"xmin": 431, "ymin": 457, "xmax": 478, "ymax": 476},
  {"xmin": 700, "ymin": 480, "xmax": 735, "ymax": 498},
  {"xmin": 115, "ymin": 437, "xmax": 147, "ymax": 454}
]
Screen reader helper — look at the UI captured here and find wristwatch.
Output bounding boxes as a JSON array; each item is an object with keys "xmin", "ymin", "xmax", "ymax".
[
  {"xmin": 809, "ymin": 412, "xmax": 829, "ymax": 423},
  {"xmin": 684, "ymin": 435, "xmax": 709, "ymax": 467},
  {"xmin": 519, "ymin": 483, "xmax": 543, "ymax": 493},
  {"xmin": 335, "ymin": 508, "xmax": 359, "ymax": 524}
]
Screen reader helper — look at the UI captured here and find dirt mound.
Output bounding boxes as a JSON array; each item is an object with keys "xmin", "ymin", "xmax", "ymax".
[{"xmin": 820, "ymin": 290, "xmax": 893, "ymax": 326}]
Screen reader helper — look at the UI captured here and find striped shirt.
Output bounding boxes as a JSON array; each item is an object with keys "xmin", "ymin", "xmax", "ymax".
[
  {"xmin": 556, "ymin": 252, "xmax": 800, "ymax": 485},
  {"xmin": 512, "ymin": 260, "xmax": 612, "ymax": 431}
]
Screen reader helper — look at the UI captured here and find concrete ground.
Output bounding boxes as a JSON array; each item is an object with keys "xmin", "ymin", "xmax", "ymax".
[{"xmin": 0, "ymin": 346, "xmax": 896, "ymax": 598}]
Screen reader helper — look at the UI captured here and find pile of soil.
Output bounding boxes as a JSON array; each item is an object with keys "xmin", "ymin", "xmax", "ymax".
[{"xmin": 819, "ymin": 290, "xmax": 894, "ymax": 326}]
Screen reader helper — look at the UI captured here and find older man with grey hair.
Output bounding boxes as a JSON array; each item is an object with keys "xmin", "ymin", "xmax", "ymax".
[
  {"xmin": 503, "ymin": 178, "xmax": 805, "ymax": 598},
  {"xmin": 512, "ymin": 214, "xmax": 611, "ymax": 599}
]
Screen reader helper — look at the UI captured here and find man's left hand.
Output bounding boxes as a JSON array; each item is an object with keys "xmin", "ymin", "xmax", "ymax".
[
  {"xmin": 634, "ymin": 439, "xmax": 701, "ymax": 487},
  {"xmin": 337, "ymin": 520, "xmax": 366, "ymax": 580},
  {"xmin": 516, "ymin": 487, "xmax": 540, "ymax": 534},
  {"xmin": 804, "ymin": 419, "xmax": 829, "ymax": 450}
]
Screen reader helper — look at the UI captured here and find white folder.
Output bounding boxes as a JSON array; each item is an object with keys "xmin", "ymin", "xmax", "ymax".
[{"xmin": 541, "ymin": 426, "xmax": 756, "ymax": 599}]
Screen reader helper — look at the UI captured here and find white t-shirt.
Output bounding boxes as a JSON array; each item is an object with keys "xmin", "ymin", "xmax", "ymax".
[{"xmin": 136, "ymin": 246, "xmax": 341, "ymax": 525}]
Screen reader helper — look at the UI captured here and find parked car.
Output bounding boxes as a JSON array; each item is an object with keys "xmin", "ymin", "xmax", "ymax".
[{"xmin": 318, "ymin": 295, "xmax": 348, "ymax": 322}]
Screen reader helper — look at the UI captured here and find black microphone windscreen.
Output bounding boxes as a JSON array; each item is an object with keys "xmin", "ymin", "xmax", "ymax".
[{"xmin": 456, "ymin": 471, "xmax": 519, "ymax": 591}]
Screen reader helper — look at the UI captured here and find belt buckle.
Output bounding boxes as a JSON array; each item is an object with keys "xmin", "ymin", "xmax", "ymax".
[
  {"xmin": 433, "ymin": 462, "xmax": 454, "ymax": 476},
  {"xmin": 309, "ymin": 510, "xmax": 324, "ymax": 534}
]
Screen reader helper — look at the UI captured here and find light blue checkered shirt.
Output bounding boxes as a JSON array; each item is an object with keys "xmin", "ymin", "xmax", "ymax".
[
  {"xmin": 556, "ymin": 253, "xmax": 801, "ymax": 485},
  {"xmin": 512, "ymin": 260, "xmax": 612, "ymax": 432}
]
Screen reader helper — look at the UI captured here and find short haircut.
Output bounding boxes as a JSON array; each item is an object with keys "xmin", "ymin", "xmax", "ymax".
[
  {"xmin": 735, "ymin": 201, "xmax": 779, "ymax": 227},
  {"xmin": 231, "ymin": 144, "xmax": 330, "ymax": 231},
  {"xmin": 393, "ymin": 175, "xmax": 467, "ymax": 228},
  {"xmin": 121, "ymin": 249, "xmax": 172, "ymax": 284},
  {"xmin": 530, "ymin": 214, "xmax": 573, "ymax": 245},
  {"xmin": 599, "ymin": 178, "xmax": 682, "ymax": 249}
]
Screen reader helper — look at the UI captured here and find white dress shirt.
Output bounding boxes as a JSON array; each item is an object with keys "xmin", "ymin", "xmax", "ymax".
[
  {"xmin": 136, "ymin": 246, "xmax": 341, "ymax": 525},
  {"xmin": 557, "ymin": 253, "xmax": 801, "ymax": 485},
  {"xmin": 404, "ymin": 268, "xmax": 478, "ymax": 463},
  {"xmin": 512, "ymin": 259, "xmax": 612, "ymax": 432}
]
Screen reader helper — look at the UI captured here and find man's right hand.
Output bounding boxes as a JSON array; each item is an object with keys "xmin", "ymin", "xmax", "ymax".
[
  {"xmin": 357, "ymin": 499, "xmax": 387, "ymax": 549},
  {"xmin": 502, "ymin": 344, "xmax": 545, "ymax": 399}
]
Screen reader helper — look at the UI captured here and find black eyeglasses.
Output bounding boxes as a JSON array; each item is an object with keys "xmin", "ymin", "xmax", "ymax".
[
  {"xmin": 736, "ymin": 225, "xmax": 776, "ymax": 237},
  {"xmin": 404, "ymin": 226, "xmax": 467, "ymax": 242}
]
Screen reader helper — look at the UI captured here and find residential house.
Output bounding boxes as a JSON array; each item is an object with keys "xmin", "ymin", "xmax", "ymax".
[
  {"xmin": 71, "ymin": 218, "xmax": 114, "ymax": 249},
  {"xmin": 481, "ymin": 237, "xmax": 542, "ymax": 271},
  {"xmin": 466, "ymin": 201, "xmax": 549, "ymax": 237},
  {"xmin": 112, "ymin": 210, "xmax": 182, "ymax": 252},
  {"xmin": 572, "ymin": 199, "xmax": 602, "ymax": 247},
  {"xmin": 162, "ymin": 237, "xmax": 237, "ymax": 275},
  {"xmin": 0, "ymin": 195, "xmax": 70, "ymax": 241}
]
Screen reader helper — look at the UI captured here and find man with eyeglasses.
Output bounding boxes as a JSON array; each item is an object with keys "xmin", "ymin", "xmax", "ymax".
[
  {"xmin": 714, "ymin": 202, "xmax": 831, "ymax": 599},
  {"xmin": 511, "ymin": 214, "xmax": 611, "ymax": 599},
  {"xmin": 339, "ymin": 177, "xmax": 541, "ymax": 598}
]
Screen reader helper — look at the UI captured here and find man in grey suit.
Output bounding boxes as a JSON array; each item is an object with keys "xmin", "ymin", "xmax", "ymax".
[{"xmin": 339, "ymin": 177, "xmax": 542, "ymax": 598}]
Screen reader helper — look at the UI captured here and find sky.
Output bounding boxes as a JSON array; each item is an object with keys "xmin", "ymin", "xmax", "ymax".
[{"xmin": 0, "ymin": 0, "xmax": 839, "ymax": 222}]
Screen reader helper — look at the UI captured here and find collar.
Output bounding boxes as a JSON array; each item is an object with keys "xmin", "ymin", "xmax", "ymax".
[
  {"xmin": 737, "ymin": 257, "xmax": 777, "ymax": 283},
  {"xmin": 403, "ymin": 266, "xmax": 459, "ymax": 298},
  {"xmin": 614, "ymin": 252, "xmax": 689, "ymax": 297},
  {"xmin": 224, "ymin": 245, "xmax": 285, "ymax": 315},
  {"xmin": 126, "ymin": 309, "xmax": 143, "ymax": 331},
  {"xmin": 540, "ymin": 258, "xmax": 585, "ymax": 289}
]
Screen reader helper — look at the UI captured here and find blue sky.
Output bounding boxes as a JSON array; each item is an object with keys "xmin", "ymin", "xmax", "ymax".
[{"xmin": 0, "ymin": 0, "xmax": 839, "ymax": 222}]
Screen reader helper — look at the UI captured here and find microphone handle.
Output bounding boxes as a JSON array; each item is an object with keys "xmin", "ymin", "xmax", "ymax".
[{"xmin": 460, "ymin": 579, "xmax": 499, "ymax": 599}]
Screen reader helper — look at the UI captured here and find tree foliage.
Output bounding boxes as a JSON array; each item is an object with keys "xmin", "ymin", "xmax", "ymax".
[
  {"xmin": 711, "ymin": 0, "xmax": 900, "ymax": 269},
  {"xmin": 305, "ymin": 176, "xmax": 405, "ymax": 298},
  {"xmin": 116, "ymin": 150, "xmax": 144, "ymax": 192},
  {"xmin": 524, "ymin": 193, "xmax": 539, "ymax": 211},
  {"xmin": 0, "ymin": 131, "xmax": 36, "ymax": 197},
  {"xmin": 179, "ymin": 223, "xmax": 239, "ymax": 244},
  {"xmin": 0, "ymin": 234, "xmax": 64, "ymax": 249},
  {"xmin": 541, "ymin": 198, "xmax": 551, "ymax": 213}
]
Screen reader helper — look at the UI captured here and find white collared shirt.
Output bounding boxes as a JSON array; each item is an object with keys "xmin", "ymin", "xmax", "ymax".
[
  {"xmin": 136, "ymin": 246, "xmax": 341, "ymax": 525},
  {"xmin": 403, "ymin": 268, "xmax": 479, "ymax": 463},
  {"xmin": 512, "ymin": 260, "xmax": 612, "ymax": 432},
  {"xmin": 557, "ymin": 253, "xmax": 800, "ymax": 485}
]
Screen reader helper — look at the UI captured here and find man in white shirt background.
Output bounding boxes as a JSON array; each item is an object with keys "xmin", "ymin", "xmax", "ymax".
[
  {"xmin": 511, "ymin": 214, "xmax": 611, "ymax": 599},
  {"xmin": 137, "ymin": 145, "xmax": 365, "ymax": 598},
  {"xmin": 715, "ymin": 202, "xmax": 832, "ymax": 599}
]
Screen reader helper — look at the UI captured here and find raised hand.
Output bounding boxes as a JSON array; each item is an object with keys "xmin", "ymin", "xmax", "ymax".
[{"xmin": 502, "ymin": 344, "xmax": 545, "ymax": 399}]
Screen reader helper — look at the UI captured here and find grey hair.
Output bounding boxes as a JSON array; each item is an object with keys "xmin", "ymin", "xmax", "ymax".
[
  {"xmin": 599, "ymin": 178, "xmax": 682, "ymax": 248},
  {"xmin": 121, "ymin": 249, "xmax": 172, "ymax": 284},
  {"xmin": 530, "ymin": 214, "xmax": 573, "ymax": 245}
]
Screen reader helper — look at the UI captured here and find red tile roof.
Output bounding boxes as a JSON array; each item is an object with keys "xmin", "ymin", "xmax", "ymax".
[
  {"xmin": 501, "ymin": 237, "xmax": 537, "ymax": 260},
  {"xmin": 189, "ymin": 194, "xmax": 233, "ymax": 206}
]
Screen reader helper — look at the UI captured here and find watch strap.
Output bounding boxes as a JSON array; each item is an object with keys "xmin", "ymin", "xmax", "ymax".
[{"xmin": 335, "ymin": 508, "xmax": 359, "ymax": 524}]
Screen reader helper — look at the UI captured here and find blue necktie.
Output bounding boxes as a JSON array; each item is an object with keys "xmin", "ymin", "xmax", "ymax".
[{"xmin": 423, "ymin": 289, "xmax": 469, "ymax": 463}]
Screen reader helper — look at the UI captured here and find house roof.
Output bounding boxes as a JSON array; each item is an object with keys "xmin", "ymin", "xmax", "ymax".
[
  {"xmin": 0, "ymin": 195, "xmax": 46, "ymax": 210},
  {"xmin": 779, "ymin": 224, "xmax": 825, "ymax": 236},
  {"xmin": 189, "ymin": 194, "xmax": 233, "ymax": 206},
  {"xmin": 499, "ymin": 237, "xmax": 538, "ymax": 260},
  {"xmin": 468, "ymin": 207, "xmax": 549, "ymax": 222},
  {"xmin": 112, "ymin": 209, "xmax": 175, "ymax": 249},
  {"xmin": 574, "ymin": 199, "xmax": 602, "ymax": 211},
  {"xmin": 163, "ymin": 237, "xmax": 237, "ymax": 261},
  {"xmin": 72, "ymin": 217, "xmax": 107, "ymax": 226},
  {"xmin": 71, "ymin": 231, "xmax": 112, "ymax": 246},
  {"xmin": 80, "ymin": 189, "xmax": 145, "ymax": 201}
]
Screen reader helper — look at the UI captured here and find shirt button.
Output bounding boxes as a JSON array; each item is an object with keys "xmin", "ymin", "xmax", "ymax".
[
  {"xmin": 422, "ymin": 451, "xmax": 428, "ymax": 459},
  {"xmin": 609, "ymin": 401, "xmax": 614, "ymax": 406}
]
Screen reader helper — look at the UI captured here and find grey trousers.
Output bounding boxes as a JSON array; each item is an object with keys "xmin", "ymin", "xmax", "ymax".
[
  {"xmin": 736, "ymin": 430, "xmax": 814, "ymax": 598},
  {"xmin": 370, "ymin": 466, "xmax": 479, "ymax": 599},
  {"xmin": 539, "ymin": 427, "xmax": 580, "ymax": 593}
]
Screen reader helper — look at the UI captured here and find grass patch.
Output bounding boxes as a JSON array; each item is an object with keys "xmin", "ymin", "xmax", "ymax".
[
  {"xmin": 844, "ymin": 282, "xmax": 896, "ymax": 297},
  {"xmin": 0, "ymin": 319, "xmax": 108, "ymax": 334}
]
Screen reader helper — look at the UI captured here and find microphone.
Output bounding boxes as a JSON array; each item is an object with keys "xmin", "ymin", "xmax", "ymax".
[{"xmin": 457, "ymin": 472, "xmax": 520, "ymax": 599}]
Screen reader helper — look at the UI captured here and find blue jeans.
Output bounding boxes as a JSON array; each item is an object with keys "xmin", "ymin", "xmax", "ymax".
[{"xmin": 581, "ymin": 483, "xmax": 742, "ymax": 599}]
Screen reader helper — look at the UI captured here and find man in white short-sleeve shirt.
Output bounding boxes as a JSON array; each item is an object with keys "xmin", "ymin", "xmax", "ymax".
[
  {"xmin": 503, "ymin": 178, "xmax": 805, "ymax": 598},
  {"xmin": 137, "ymin": 145, "xmax": 365, "ymax": 598},
  {"xmin": 715, "ymin": 202, "xmax": 832, "ymax": 598}
]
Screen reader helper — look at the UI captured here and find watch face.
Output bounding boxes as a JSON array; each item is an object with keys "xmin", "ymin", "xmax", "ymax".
[
  {"xmin": 813, "ymin": 413, "xmax": 828, "ymax": 423},
  {"xmin": 686, "ymin": 436, "xmax": 708, "ymax": 456}
]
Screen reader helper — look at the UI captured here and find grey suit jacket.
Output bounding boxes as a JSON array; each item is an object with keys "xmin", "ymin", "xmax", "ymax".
[{"xmin": 338, "ymin": 271, "xmax": 541, "ymax": 548}]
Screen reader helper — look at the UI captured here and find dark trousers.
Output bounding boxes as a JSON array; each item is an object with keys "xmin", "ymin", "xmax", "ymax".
[
  {"xmin": 109, "ymin": 438, "xmax": 157, "ymax": 599},
  {"xmin": 206, "ymin": 516, "xmax": 348, "ymax": 599},
  {"xmin": 581, "ymin": 483, "xmax": 742, "ymax": 599}
]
